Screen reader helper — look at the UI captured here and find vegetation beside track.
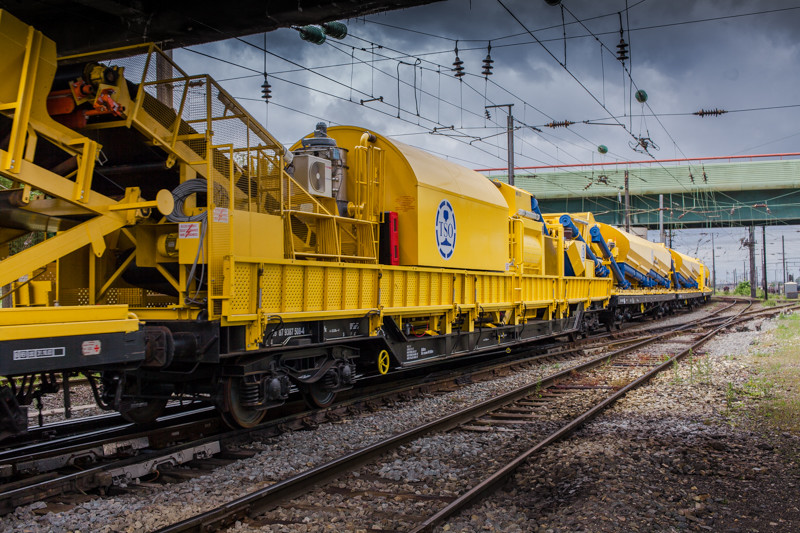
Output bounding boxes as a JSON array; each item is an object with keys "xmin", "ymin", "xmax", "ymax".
[{"xmin": 747, "ymin": 313, "xmax": 800, "ymax": 435}]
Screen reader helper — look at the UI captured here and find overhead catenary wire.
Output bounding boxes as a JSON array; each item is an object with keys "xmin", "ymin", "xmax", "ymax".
[
  {"xmin": 312, "ymin": 33, "xmax": 588, "ymax": 167},
  {"xmin": 496, "ymin": 0, "xmax": 666, "ymax": 176},
  {"xmin": 360, "ymin": 0, "xmax": 651, "ymax": 44},
  {"xmin": 357, "ymin": 5, "xmax": 800, "ymax": 58},
  {"xmin": 580, "ymin": 104, "xmax": 800, "ymax": 122},
  {"xmin": 531, "ymin": 2, "xmax": 700, "ymax": 194},
  {"xmin": 193, "ymin": 18, "xmax": 625, "ymax": 169},
  {"xmin": 179, "ymin": 7, "xmax": 798, "ymax": 212},
  {"xmin": 242, "ymin": 5, "xmax": 800, "ymax": 85},
  {"xmin": 341, "ymin": 3, "xmax": 800, "ymax": 178},
  {"xmin": 342, "ymin": 30, "xmax": 609, "ymax": 166}
]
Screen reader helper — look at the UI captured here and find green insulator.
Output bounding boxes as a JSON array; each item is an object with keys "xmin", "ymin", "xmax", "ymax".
[
  {"xmin": 597, "ymin": 144, "xmax": 608, "ymax": 154},
  {"xmin": 635, "ymin": 89, "xmax": 648, "ymax": 103},
  {"xmin": 322, "ymin": 21, "xmax": 348, "ymax": 39},
  {"xmin": 299, "ymin": 25, "xmax": 326, "ymax": 45}
]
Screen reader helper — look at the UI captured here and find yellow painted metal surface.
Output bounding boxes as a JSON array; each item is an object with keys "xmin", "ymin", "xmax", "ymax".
[
  {"xmin": 235, "ymin": 256, "xmax": 603, "ymax": 347},
  {"xmin": 0, "ymin": 9, "xmax": 709, "ymax": 359},
  {"xmin": 565, "ymin": 241, "xmax": 586, "ymax": 276},
  {"xmin": 0, "ymin": 305, "xmax": 138, "ymax": 340},
  {"xmin": 494, "ymin": 180, "xmax": 535, "ymax": 216},
  {"xmin": 293, "ymin": 127, "xmax": 510, "ymax": 272},
  {"xmin": 542, "ymin": 212, "xmax": 600, "ymax": 277},
  {"xmin": 671, "ymin": 249, "xmax": 703, "ymax": 285},
  {"xmin": 564, "ymin": 277, "xmax": 613, "ymax": 305},
  {"xmin": 231, "ymin": 212, "xmax": 284, "ymax": 260},
  {"xmin": 597, "ymin": 222, "xmax": 672, "ymax": 279}
]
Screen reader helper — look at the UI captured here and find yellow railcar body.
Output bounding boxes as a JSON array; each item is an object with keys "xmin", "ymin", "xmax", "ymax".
[
  {"xmin": 0, "ymin": 11, "xmax": 612, "ymax": 355},
  {"xmin": 595, "ymin": 222, "xmax": 673, "ymax": 281},
  {"xmin": 0, "ymin": 10, "xmax": 709, "ymax": 435},
  {"xmin": 291, "ymin": 127, "xmax": 510, "ymax": 272}
]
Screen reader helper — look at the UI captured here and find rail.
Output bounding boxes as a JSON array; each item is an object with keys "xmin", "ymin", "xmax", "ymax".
[{"xmin": 154, "ymin": 300, "xmax": 795, "ymax": 532}]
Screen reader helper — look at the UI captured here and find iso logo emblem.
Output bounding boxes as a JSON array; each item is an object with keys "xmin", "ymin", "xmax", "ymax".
[{"xmin": 435, "ymin": 199, "xmax": 456, "ymax": 259}]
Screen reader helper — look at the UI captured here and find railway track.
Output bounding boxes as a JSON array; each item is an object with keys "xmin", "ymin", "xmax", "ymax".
[
  {"xmin": 0, "ymin": 304, "xmax": 733, "ymax": 515},
  {"xmin": 147, "ymin": 300, "xmax": 793, "ymax": 532},
  {"xmin": 2, "ymin": 301, "xmax": 790, "ymax": 520},
  {"xmin": 2, "ymin": 298, "xmax": 758, "ymax": 451},
  {"xmin": 0, "ymin": 327, "xmax": 634, "ymax": 516}
]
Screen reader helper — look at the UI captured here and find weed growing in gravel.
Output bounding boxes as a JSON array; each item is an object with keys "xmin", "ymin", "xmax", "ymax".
[
  {"xmin": 610, "ymin": 377, "xmax": 630, "ymax": 390},
  {"xmin": 741, "ymin": 377, "xmax": 774, "ymax": 399},
  {"xmin": 671, "ymin": 359, "xmax": 683, "ymax": 385},
  {"xmin": 725, "ymin": 382, "xmax": 737, "ymax": 410},
  {"xmin": 686, "ymin": 353, "xmax": 713, "ymax": 384},
  {"xmin": 697, "ymin": 356, "xmax": 713, "ymax": 384}
]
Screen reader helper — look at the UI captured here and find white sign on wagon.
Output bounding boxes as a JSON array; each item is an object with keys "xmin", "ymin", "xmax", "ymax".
[
  {"xmin": 178, "ymin": 223, "xmax": 200, "ymax": 239},
  {"xmin": 213, "ymin": 207, "xmax": 229, "ymax": 223}
]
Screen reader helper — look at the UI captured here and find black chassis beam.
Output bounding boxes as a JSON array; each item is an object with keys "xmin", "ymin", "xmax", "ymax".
[
  {"xmin": 383, "ymin": 310, "xmax": 582, "ymax": 367},
  {"xmin": 217, "ymin": 308, "xmax": 583, "ymax": 376},
  {"xmin": 613, "ymin": 291, "xmax": 711, "ymax": 306},
  {"xmin": 0, "ymin": 331, "xmax": 144, "ymax": 376},
  {"xmin": 676, "ymin": 291, "xmax": 709, "ymax": 301},
  {"xmin": 221, "ymin": 344, "xmax": 359, "ymax": 377},
  {"xmin": 614, "ymin": 293, "xmax": 679, "ymax": 306},
  {"xmin": 262, "ymin": 317, "xmax": 371, "ymax": 347}
]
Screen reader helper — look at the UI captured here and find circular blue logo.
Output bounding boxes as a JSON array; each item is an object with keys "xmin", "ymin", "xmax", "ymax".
[{"xmin": 435, "ymin": 199, "xmax": 456, "ymax": 260}]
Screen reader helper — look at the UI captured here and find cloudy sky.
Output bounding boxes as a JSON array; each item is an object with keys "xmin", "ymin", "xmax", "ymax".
[{"xmin": 170, "ymin": 0, "xmax": 800, "ymax": 286}]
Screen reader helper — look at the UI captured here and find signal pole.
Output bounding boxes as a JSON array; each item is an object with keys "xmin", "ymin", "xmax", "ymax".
[
  {"xmin": 624, "ymin": 170, "xmax": 630, "ymax": 231},
  {"xmin": 783, "ymin": 235, "xmax": 787, "ymax": 285},
  {"xmin": 748, "ymin": 226, "xmax": 757, "ymax": 298},
  {"xmin": 762, "ymin": 226, "xmax": 768, "ymax": 299},
  {"xmin": 485, "ymin": 104, "xmax": 515, "ymax": 186},
  {"xmin": 711, "ymin": 233, "xmax": 716, "ymax": 294}
]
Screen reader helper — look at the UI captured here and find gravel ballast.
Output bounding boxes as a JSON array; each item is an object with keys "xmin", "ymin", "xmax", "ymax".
[
  {"xmin": 442, "ymin": 310, "xmax": 800, "ymax": 533},
  {"xmin": 5, "ymin": 304, "xmax": 796, "ymax": 533}
]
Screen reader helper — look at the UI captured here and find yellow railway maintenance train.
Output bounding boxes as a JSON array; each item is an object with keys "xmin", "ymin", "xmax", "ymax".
[{"xmin": 0, "ymin": 11, "xmax": 710, "ymax": 437}]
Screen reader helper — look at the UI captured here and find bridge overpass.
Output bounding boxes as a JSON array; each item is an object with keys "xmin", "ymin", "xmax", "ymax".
[
  {"xmin": 480, "ymin": 153, "xmax": 800, "ymax": 229},
  {"xmin": 2, "ymin": 0, "xmax": 440, "ymax": 55}
]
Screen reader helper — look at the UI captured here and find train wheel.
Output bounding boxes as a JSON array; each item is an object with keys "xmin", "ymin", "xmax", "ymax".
[
  {"xmin": 302, "ymin": 383, "xmax": 336, "ymax": 409},
  {"xmin": 221, "ymin": 377, "xmax": 266, "ymax": 429},
  {"xmin": 119, "ymin": 398, "xmax": 168, "ymax": 424}
]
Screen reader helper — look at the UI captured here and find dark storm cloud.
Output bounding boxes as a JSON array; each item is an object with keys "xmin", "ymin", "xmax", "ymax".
[
  {"xmin": 174, "ymin": 0, "xmax": 800, "ymax": 163},
  {"xmin": 169, "ymin": 0, "xmax": 800, "ymax": 277}
]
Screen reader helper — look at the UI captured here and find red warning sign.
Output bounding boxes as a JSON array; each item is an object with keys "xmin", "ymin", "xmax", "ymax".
[
  {"xmin": 213, "ymin": 207, "xmax": 229, "ymax": 223},
  {"xmin": 179, "ymin": 223, "xmax": 200, "ymax": 239}
]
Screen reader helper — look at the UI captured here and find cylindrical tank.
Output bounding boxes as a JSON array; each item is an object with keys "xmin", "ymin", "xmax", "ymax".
[
  {"xmin": 293, "ymin": 126, "xmax": 510, "ymax": 271},
  {"xmin": 597, "ymin": 223, "xmax": 672, "ymax": 283}
]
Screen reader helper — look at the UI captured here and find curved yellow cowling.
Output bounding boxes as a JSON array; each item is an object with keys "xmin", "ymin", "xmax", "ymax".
[
  {"xmin": 671, "ymin": 249, "xmax": 703, "ymax": 286},
  {"xmin": 596, "ymin": 223, "xmax": 672, "ymax": 280},
  {"xmin": 294, "ymin": 126, "xmax": 510, "ymax": 271}
]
